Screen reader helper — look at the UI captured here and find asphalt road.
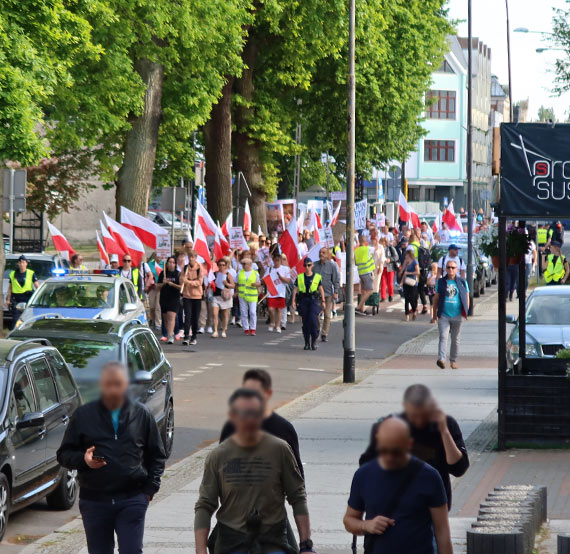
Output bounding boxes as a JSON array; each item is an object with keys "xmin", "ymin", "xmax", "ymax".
[{"xmin": 1, "ymin": 293, "xmax": 450, "ymax": 550}]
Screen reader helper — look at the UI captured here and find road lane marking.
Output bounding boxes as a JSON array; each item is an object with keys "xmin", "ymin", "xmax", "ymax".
[
  {"xmin": 173, "ymin": 377, "xmax": 185, "ymax": 381},
  {"xmin": 297, "ymin": 367, "xmax": 325, "ymax": 372},
  {"xmin": 206, "ymin": 363, "xmax": 223, "ymax": 366},
  {"xmin": 238, "ymin": 364, "xmax": 270, "ymax": 368},
  {"xmin": 356, "ymin": 347, "xmax": 374, "ymax": 351}
]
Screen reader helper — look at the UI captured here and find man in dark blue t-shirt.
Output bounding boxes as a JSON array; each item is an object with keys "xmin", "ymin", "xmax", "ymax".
[{"xmin": 343, "ymin": 418, "xmax": 452, "ymax": 554}]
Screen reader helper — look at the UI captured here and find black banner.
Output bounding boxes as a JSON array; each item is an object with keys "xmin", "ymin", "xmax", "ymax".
[{"xmin": 501, "ymin": 122, "xmax": 570, "ymax": 217}]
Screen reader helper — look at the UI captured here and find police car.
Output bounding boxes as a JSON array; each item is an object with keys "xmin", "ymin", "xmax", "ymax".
[{"xmin": 12, "ymin": 271, "xmax": 147, "ymax": 330}]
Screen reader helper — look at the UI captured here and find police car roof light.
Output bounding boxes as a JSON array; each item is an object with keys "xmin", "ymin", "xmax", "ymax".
[
  {"xmin": 92, "ymin": 269, "xmax": 119, "ymax": 276},
  {"xmin": 51, "ymin": 268, "xmax": 68, "ymax": 276}
]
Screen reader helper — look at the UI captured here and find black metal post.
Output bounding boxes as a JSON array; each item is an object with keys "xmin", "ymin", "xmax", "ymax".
[
  {"xmin": 505, "ymin": 0, "xmax": 514, "ymax": 122},
  {"xmin": 498, "ymin": 215, "xmax": 508, "ymax": 450},
  {"xmin": 518, "ymin": 221, "xmax": 526, "ymax": 371},
  {"xmin": 466, "ymin": 0, "xmax": 474, "ymax": 315}
]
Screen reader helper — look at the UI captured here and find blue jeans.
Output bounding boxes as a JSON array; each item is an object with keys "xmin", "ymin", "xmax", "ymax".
[{"xmin": 79, "ymin": 493, "xmax": 149, "ymax": 554}]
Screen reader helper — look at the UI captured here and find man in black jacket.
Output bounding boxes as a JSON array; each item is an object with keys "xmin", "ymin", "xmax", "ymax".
[
  {"xmin": 57, "ymin": 362, "xmax": 166, "ymax": 554},
  {"xmin": 359, "ymin": 383, "xmax": 468, "ymax": 510}
]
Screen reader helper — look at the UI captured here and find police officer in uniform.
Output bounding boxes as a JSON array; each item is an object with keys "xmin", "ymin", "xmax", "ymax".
[
  {"xmin": 7, "ymin": 255, "xmax": 39, "ymax": 328},
  {"xmin": 544, "ymin": 241, "xmax": 570, "ymax": 285},
  {"xmin": 292, "ymin": 258, "xmax": 325, "ymax": 351}
]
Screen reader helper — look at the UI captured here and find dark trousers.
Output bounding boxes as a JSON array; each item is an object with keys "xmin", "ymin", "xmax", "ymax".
[
  {"xmin": 506, "ymin": 264, "xmax": 519, "ymax": 298},
  {"xmin": 183, "ymin": 298, "xmax": 202, "ymax": 339},
  {"xmin": 418, "ymin": 272, "xmax": 427, "ymax": 306},
  {"xmin": 403, "ymin": 284, "xmax": 418, "ymax": 315},
  {"xmin": 79, "ymin": 493, "xmax": 149, "ymax": 554},
  {"xmin": 298, "ymin": 298, "xmax": 321, "ymax": 341}
]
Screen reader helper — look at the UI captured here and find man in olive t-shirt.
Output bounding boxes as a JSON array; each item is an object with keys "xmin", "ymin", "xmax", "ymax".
[{"xmin": 194, "ymin": 389, "xmax": 316, "ymax": 554}]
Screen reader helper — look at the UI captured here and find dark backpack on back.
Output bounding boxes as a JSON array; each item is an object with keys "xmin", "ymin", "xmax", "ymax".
[{"xmin": 418, "ymin": 247, "xmax": 431, "ymax": 270}]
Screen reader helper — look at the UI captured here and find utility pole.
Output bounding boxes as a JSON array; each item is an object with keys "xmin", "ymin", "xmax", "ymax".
[
  {"xmin": 466, "ymin": 0, "xmax": 474, "ymax": 314},
  {"xmin": 505, "ymin": 0, "xmax": 514, "ymax": 122},
  {"xmin": 343, "ymin": 0, "xmax": 356, "ymax": 384}
]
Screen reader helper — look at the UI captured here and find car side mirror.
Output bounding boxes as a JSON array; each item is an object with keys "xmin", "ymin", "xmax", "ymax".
[
  {"xmin": 506, "ymin": 315, "xmax": 516, "ymax": 324},
  {"xmin": 123, "ymin": 302, "xmax": 137, "ymax": 313},
  {"xmin": 133, "ymin": 370, "xmax": 153, "ymax": 384},
  {"xmin": 15, "ymin": 302, "xmax": 27, "ymax": 311},
  {"xmin": 16, "ymin": 412, "xmax": 45, "ymax": 429}
]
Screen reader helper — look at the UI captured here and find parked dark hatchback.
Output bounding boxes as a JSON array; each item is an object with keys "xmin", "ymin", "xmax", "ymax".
[
  {"xmin": 9, "ymin": 319, "xmax": 175, "ymax": 458},
  {"xmin": 0, "ymin": 338, "xmax": 82, "ymax": 541}
]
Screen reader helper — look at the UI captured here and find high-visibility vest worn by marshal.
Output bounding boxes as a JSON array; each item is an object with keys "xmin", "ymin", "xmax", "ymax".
[
  {"xmin": 297, "ymin": 272, "xmax": 322, "ymax": 294},
  {"xmin": 238, "ymin": 270, "xmax": 259, "ymax": 302},
  {"xmin": 68, "ymin": 265, "xmax": 88, "ymax": 274},
  {"xmin": 131, "ymin": 267, "xmax": 141, "ymax": 297},
  {"xmin": 544, "ymin": 254, "xmax": 566, "ymax": 284},
  {"xmin": 9, "ymin": 269, "xmax": 35, "ymax": 295},
  {"xmin": 537, "ymin": 228, "xmax": 548, "ymax": 245},
  {"xmin": 355, "ymin": 245, "xmax": 375, "ymax": 275}
]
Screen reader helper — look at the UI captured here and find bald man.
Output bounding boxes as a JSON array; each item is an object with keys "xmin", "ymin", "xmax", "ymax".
[
  {"xmin": 344, "ymin": 418, "xmax": 453, "ymax": 554},
  {"xmin": 57, "ymin": 362, "xmax": 166, "ymax": 554}
]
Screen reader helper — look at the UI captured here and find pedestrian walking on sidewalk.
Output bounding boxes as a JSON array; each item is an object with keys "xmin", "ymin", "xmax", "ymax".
[
  {"xmin": 220, "ymin": 368, "xmax": 304, "ymax": 477},
  {"xmin": 355, "ymin": 234, "xmax": 376, "ymax": 314},
  {"xmin": 344, "ymin": 418, "xmax": 453, "ymax": 554},
  {"xmin": 267, "ymin": 252, "xmax": 292, "ymax": 334},
  {"xmin": 181, "ymin": 250, "xmax": 203, "ymax": 345},
  {"xmin": 432, "ymin": 260, "xmax": 469, "ymax": 369},
  {"xmin": 380, "ymin": 238, "xmax": 398, "ymax": 302},
  {"xmin": 399, "ymin": 249, "xmax": 420, "ymax": 321},
  {"xmin": 57, "ymin": 362, "xmax": 166, "ymax": 554},
  {"xmin": 313, "ymin": 247, "xmax": 340, "ymax": 342},
  {"xmin": 292, "ymin": 258, "xmax": 326, "ymax": 350},
  {"xmin": 157, "ymin": 256, "xmax": 183, "ymax": 344},
  {"xmin": 237, "ymin": 257, "xmax": 261, "ymax": 335},
  {"xmin": 211, "ymin": 256, "xmax": 235, "ymax": 338},
  {"xmin": 195, "ymin": 389, "xmax": 316, "ymax": 554}
]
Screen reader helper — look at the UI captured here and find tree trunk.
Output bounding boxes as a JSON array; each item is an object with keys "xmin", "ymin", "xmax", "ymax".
[
  {"xmin": 232, "ymin": 36, "xmax": 267, "ymax": 233},
  {"xmin": 204, "ymin": 78, "xmax": 234, "ymax": 223},
  {"xmin": 116, "ymin": 58, "xmax": 164, "ymax": 216}
]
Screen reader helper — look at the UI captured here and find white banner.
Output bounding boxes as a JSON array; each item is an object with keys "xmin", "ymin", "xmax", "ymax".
[
  {"xmin": 229, "ymin": 227, "xmax": 246, "ymax": 249},
  {"xmin": 355, "ymin": 199, "xmax": 368, "ymax": 230},
  {"xmin": 156, "ymin": 233, "xmax": 171, "ymax": 259}
]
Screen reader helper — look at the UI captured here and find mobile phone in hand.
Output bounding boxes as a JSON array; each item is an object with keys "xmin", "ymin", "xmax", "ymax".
[{"xmin": 92, "ymin": 455, "xmax": 106, "ymax": 462}]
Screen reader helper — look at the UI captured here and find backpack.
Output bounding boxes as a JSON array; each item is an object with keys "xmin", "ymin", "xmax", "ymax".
[{"xmin": 417, "ymin": 247, "xmax": 431, "ymax": 270}]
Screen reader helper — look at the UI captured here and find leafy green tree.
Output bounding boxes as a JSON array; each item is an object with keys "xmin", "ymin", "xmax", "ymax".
[{"xmin": 537, "ymin": 105, "xmax": 556, "ymax": 122}]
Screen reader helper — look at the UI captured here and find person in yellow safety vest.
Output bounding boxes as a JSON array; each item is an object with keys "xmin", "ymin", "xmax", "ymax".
[
  {"xmin": 6, "ymin": 255, "xmax": 39, "ymax": 329},
  {"xmin": 355, "ymin": 234, "xmax": 376, "ymax": 314},
  {"xmin": 119, "ymin": 255, "xmax": 143, "ymax": 299},
  {"xmin": 544, "ymin": 241, "xmax": 570, "ymax": 285},
  {"xmin": 68, "ymin": 253, "xmax": 88, "ymax": 274},
  {"xmin": 292, "ymin": 258, "xmax": 325, "ymax": 350},
  {"xmin": 537, "ymin": 225, "xmax": 548, "ymax": 248},
  {"xmin": 237, "ymin": 257, "xmax": 261, "ymax": 336}
]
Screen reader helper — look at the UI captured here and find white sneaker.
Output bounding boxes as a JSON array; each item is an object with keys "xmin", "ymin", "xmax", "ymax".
[
  {"xmin": 276, "ymin": 327, "xmax": 281, "ymax": 333},
  {"xmin": 221, "ymin": 331, "xmax": 227, "ymax": 338},
  {"xmin": 207, "ymin": 326, "xmax": 213, "ymax": 334},
  {"xmin": 198, "ymin": 327, "xmax": 205, "ymax": 334},
  {"xmin": 268, "ymin": 326, "xmax": 274, "ymax": 332}
]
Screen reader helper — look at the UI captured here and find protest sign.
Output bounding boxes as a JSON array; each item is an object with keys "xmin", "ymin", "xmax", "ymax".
[
  {"xmin": 156, "ymin": 233, "xmax": 171, "ymax": 258},
  {"xmin": 355, "ymin": 199, "xmax": 368, "ymax": 230},
  {"xmin": 264, "ymin": 202, "xmax": 285, "ymax": 236},
  {"xmin": 331, "ymin": 191, "xmax": 347, "ymax": 223},
  {"xmin": 229, "ymin": 227, "xmax": 246, "ymax": 249},
  {"xmin": 318, "ymin": 227, "xmax": 334, "ymax": 248}
]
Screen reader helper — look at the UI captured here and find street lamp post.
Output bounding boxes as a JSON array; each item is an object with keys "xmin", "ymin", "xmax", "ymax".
[
  {"xmin": 343, "ymin": 0, "xmax": 356, "ymax": 384},
  {"xmin": 466, "ymin": 0, "xmax": 474, "ymax": 311},
  {"xmin": 505, "ymin": 0, "xmax": 514, "ymax": 121}
]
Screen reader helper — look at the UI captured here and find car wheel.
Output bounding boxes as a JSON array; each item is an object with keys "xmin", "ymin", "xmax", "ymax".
[
  {"xmin": 0, "ymin": 473, "xmax": 10, "ymax": 542},
  {"xmin": 46, "ymin": 468, "xmax": 78, "ymax": 510},
  {"xmin": 161, "ymin": 402, "xmax": 175, "ymax": 458},
  {"xmin": 480, "ymin": 282, "xmax": 485, "ymax": 295}
]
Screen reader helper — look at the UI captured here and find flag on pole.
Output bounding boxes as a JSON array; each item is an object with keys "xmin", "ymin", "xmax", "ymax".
[
  {"xmin": 398, "ymin": 191, "xmax": 412, "ymax": 223},
  {"xmin": 221, "ymin": 212, "xmax": 232, "ymax": 236},
  {"xmin": 315, "ymin": 210, "xmax": 323, "ymax": 230},
  {"xmin": 243, "ymin": 200, "xmax": 252, "ymax": 233},
  {"xmin": 120, "ymin": 206, "xmax": 167, "ymax": 249},
  {"xmin": 196, "ymin": 200, "xmax": 217, "ymax": 236},
  {"xmin": 410, "ymin": 207, "xmax": 421, "ymax": 229},
  {"xmin": 442, "ymin": 201, "xmax": 463, "ymax": 232},
  {"xmin": 194, "ymin": 222, "xmax": 212, "ymax": 270},
  {"xmin": 279, "ymin": 217, "xmax": 299, "ymax": 268},
  {"xmin": 103, "ymin": 212, "xmax": 145, "ymax": 267},
  {"xmin": 96, "ymin": 230, "xmax": 110, "ymax": 267},
  {"xmin": 295, "ymin": 242, "xmax": 321, "ymax": 274},
  {"xmin": 262, "ymin": 273, "xmax": 279, "ymax": 297},
  {"xmin": 330, "ymin": 201, "xmax": 341, "ymax": 227},
  {"xmin": 47, "ymin": 222, "xmax": 76, "ymax": 261},
  {"xmin": 99, "ymin": 220, "xmax": 125, "ymax": 257}
]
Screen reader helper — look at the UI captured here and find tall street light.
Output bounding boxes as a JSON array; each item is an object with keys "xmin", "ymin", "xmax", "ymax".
[
  {"xmin": 343, "ymin": 0, "xmax": 356, "ymax": 383},
  {"xmin": 505, "ymin": 0, "xmax": 514, "ymax": 121}
]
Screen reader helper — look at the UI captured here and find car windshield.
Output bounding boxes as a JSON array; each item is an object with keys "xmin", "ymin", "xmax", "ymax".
[
  {"xmin": 526, "ymin": 294, "xmax": 570, "ymax": 325},
  {"xmin": 45, "ymin": 338, "xmax": 119, "ymax": 402},
  {"xmin": 29, "ymin": 282, "xmax": 114, "ymax": 308},
  {"xmin": 4, "ymin": 259, "xmax": 54, "ymax": 281}
]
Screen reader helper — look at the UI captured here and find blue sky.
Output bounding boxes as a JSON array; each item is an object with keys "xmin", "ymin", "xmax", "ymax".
[{"xmin": 448, "ymin": 0, "xmax": 570, "ymax": 120}]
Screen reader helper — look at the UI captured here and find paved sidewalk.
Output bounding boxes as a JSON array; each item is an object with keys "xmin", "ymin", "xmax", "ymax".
[{"xmin": 22, "ymin": 292, "xmax": 570, "ymax": 554}]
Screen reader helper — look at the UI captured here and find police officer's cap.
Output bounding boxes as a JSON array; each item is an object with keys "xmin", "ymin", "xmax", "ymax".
[
  {"xmin": 551, "ymin": 240, "xmax": 562, "ymax": 248},
  {"xmin": 303, "ymin": 257, "xmax": 313, "ymax": 267},
  {"xmin": 18, "ymin": 255, "xmax": 28, "ymax": 262}
]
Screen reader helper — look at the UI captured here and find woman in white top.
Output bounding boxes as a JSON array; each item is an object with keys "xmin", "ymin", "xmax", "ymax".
[
  {"xmin": 371, "ymin": 237, "xmax": 386, "ymax": 294},
  {"xmin": 211, "ymin": 256, "xmax": 235, "ymax": 338},
  {"xmin": 267, "ymin": 251, "xmax": 291, "ymax": 333}
]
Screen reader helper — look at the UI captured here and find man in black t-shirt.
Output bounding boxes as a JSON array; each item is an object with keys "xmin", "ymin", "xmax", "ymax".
[{"xmin": 219, "ymin": 368, "xmax": 303, "ymax": 477}]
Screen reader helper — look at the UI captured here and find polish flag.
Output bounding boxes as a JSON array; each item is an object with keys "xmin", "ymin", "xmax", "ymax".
[
  {"xmin": 432, "ymin": 213, "xmax": 439, "ymax": 234},
  {"xmin": 96, "ymin": 230, "xmax": 110, "ymax": 267},
  {"xmin": 103, "ymin": 212, "xmax": 145, "ymax": 267},
  {"xmin": 330, "ymin": 202, "xmax": 342, "ymax": 227},
  {"xmin": 442, "ymin": 201, "xmax": 462, "ymax": 232},
  {"xmin": 257, "ymin": 224, "xmax": 263, "ymax": 236},
  {"xmin": 279, "ymin": 217, "xmax": 299, "ymax": 268},
  {"xmin": 214, "ymin": 225, "xmax": 230, "ymax": 259},
  {"xmin": 196, "ymin": 200, "xmax": 217, "ymax": 237},
  {"xmin": 315, "ymin": 210, "xmax": 323, "ymax": 230},
  {"xmin": 295, "ymin": 242, "xmax": 321, "ymax": 274},
  {"xmin": 100, "ymin": 220, "xmax": 125, "ymax": 258},
  {"xmin": 263, "ymin": 273, "xmax": 279, "ymax": 296},
  {"xmin": 243, "ymin": 200, "xmax": 252, "ymax": 233},
  {"xmin": 398, "ymin": 191, "xmax": 412, "ymax": 223},
  {"xmin": 47, "ymin": 222, "xmax": 76, "ymax": 261},
  {"xmin": 194, "ymin": 223, "xmax": 212, "ymax": 270},
  {"xmin": 297, "ymin": 212, "xmax": 304, "ymax": 235},
  {"xmin": 410, "ymin": 208, "xmax": 421, "ymax": 229},
  {"xmin": 221, "ymin": 212, "xmax": 232, "ymax": 236},
  {"xmin": 120, "ymin": 206, "xmax": 167, "ymax": 249}
]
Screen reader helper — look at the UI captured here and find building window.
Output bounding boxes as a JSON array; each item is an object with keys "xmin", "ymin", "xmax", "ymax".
[
  {"xmin": 426, "ymin": 188, "xmax": 436, "ymax": 202},
  {"xmin": 408, "ymin": 187, "xmax": 420, "ymax": 201},
  {"xmin": 426, "ymin": 90, "xmax": 456, "ymax": 119},
  {"xmin": 424, "ymin": 140, "xmax": 455, "ymax": 162},
  {"xmin": 437, "ymin": 60, "xmax": 455, "ymax": 73}
]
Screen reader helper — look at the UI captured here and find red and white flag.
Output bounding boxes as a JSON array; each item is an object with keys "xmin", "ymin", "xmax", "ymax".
[
  {"xmin": 410, "ymin": 207, "xmax": 421, "ymax": 229},
  {"xmin": 103, "ymin": 212, "xmax": 145, "ymax": 267},
  {"xmin": 96, "ymin": 230, "xmax": 110, "ymax": 267},
  {"xmin": 196, "ymin": 200, "xmax": 217, "ymax": 237},
  {"xmin": 120, "ymin": 206, "xmax": 167, "ymax": 249},
  {"xmin": 442, "ymin": 201, "xmax": 462, "ymax": 232},
  {"xmin": 194, "ymin": 222, "xmax": 212, "ymax": 270},
  {"xmin": 47, "ymin": 222, "xmax": 76, "ymax": 261},
  {"xmin": 279, "ymin": 217, "xmax": 299, "ymax": 268},
  {"xmin": 330, "ymin": 201, "xmax": 342, "ymax": 227},
  {"xmin": 221, "ymin": 212, "xmax": 232, "ymax": 236},
  {"xmin": 432, "ymin": 212, "xmax": 440, "ymax": 234},
  {"xmin": 398, "ymin": 191, "xmax": 412, "ymax": 224},
  {"xmin": 100, "ymin": 220, "xmax": 125, "ymax": 258},
  {"xmin": 243, "ymin": 199, "xmax": 252, "ymax": 233},
  {"xmin": 214, "ymin": 224, "xmax": 231, "ymax": 259},
  {"xmin": 295, "ymin": 242, "xmax": 321, "ymax": 274},
  {"xmin": 315, "ymin": 210, "xmax": 323, "ymax": 230},
  {"xmin": 263, "ymin": 273, "xmax": 279, "ymax": 297}
]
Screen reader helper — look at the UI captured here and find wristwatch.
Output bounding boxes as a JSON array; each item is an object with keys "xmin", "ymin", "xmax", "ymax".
[{"xmin": 299, "ymin": 539, "xmax": 314, "ymax": 552}]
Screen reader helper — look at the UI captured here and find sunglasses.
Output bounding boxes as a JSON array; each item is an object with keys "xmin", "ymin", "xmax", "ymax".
[
  {"xmin": 123, "ymin": 259, "xmax": 132, "ymax": 263},
  {"xmin": 446, "ymin": 265, "xmax": 457, "ymax": 270}
]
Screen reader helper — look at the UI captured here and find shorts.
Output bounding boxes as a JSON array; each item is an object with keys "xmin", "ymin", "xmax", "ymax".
[
  {"xmin": 359, "ymin": 272, "xmax": 374, "ymax": 291},
  {"xmin": 267, "ymin": 297, "xmax": 286, "ymax": 309},
  {"xmin": 213, "ymin": 295, "xmax": 233, "ymax": 310}
]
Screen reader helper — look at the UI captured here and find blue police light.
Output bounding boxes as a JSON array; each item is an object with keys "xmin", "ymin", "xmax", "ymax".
[
  {"xmin": 51, "ymin": 268, "xmax": 68, "ymax": 276},
  {"xmin": 93, "ymin": 269, "xmax": 119, "ymax": 276}
]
